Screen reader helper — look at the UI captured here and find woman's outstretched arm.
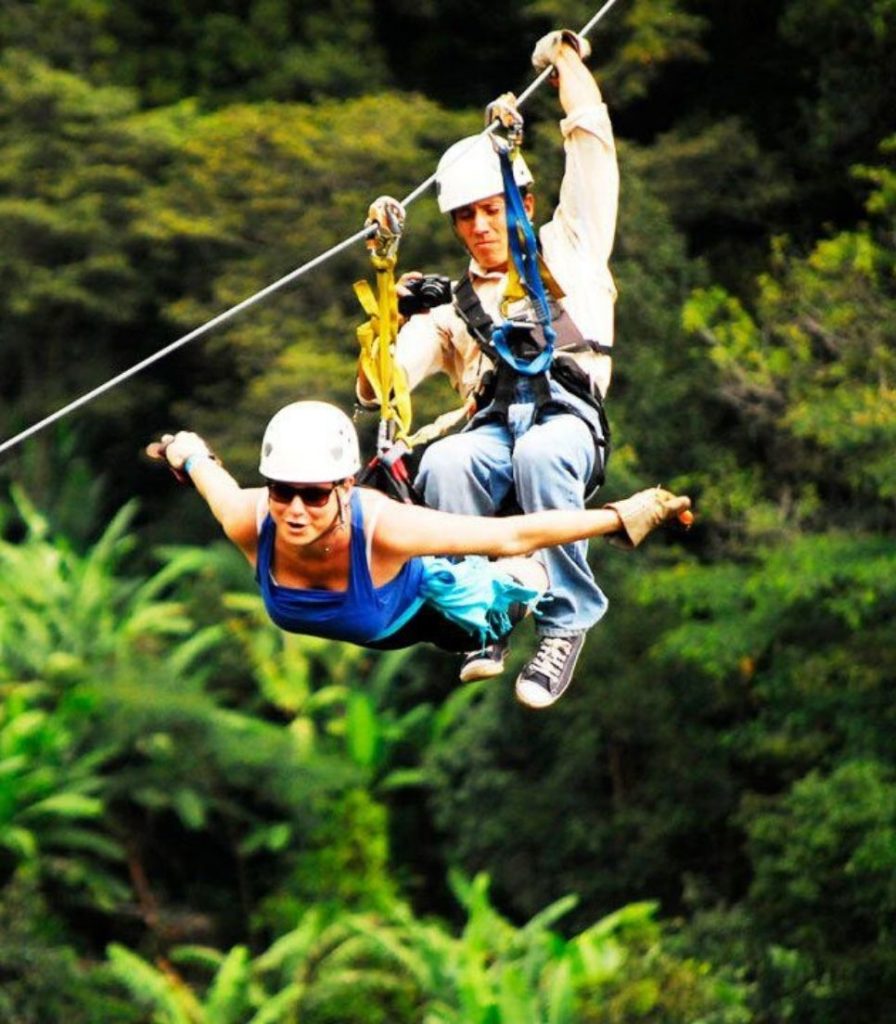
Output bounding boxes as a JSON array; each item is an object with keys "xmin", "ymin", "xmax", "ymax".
[
  {"xmin": 372, "ymin": 487, "xmax": 690, "ymax": 560},
  {"xmin": 154, "ymin": 431, "xmax": 263, "ymax": 562}
]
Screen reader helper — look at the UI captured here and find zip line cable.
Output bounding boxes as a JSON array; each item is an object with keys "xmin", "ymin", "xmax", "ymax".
[
  {"xmin": 0, "ymin": 0, "xmax": 623, "ymax": 460},
  {"xmin": 0, "ymin": 229, "xmax": 370, "ymax": 458}
]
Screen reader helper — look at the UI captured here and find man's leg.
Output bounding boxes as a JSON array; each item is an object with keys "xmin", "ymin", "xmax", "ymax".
[
  {"xmin": 415, "ymin": 421, "xmax": 515, "ymax": 515},
  {"xmin": 511, "ymin": 413, "xmax": 607, "ymax": 707},
  {"xmin": 416, "ymin": 422, "xmax": 516, "ymax": 680}
]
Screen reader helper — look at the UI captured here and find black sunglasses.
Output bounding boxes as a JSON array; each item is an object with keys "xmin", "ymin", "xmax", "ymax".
[{"xmin": 266, "ymin": 481, "xmax": 336, "ymax": 508}]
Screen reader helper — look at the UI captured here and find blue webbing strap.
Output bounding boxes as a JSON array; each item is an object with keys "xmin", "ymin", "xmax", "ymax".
[{"xmin": 490, "ymin": 146, "xmax": 556, "ymax": 377}]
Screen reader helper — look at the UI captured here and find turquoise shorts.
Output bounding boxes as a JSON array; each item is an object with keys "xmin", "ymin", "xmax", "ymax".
[{"xmin": 416, "ymin": 555, "xmax": 542, "ymax": 646}]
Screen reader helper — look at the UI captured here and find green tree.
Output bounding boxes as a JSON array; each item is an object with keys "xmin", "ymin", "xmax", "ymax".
[
  {"xmin": 106, "ymin": 877, "xmax": 748, "ymax": 1024},
  {"xmin": 0, "ymin": 491, "xmax": 363, "ymax": 950},
  {"xmin": 681, "ymin": 136, "xmax": 896, "ymax": 532},
  {"xmin": 0, "ymin": 491, "xmax": 224, "ymax": 683},
  {"xmin": 0, "ymin": 52, "xmax": 229, "ymax": 517},
  {"xmin": 108, "ymin": 939, "xmax": 304, "ymax": 1024},
  {"xmin": 0, "ymin": 0, "xmax": 392, "ymax": 107},
  {"xmin": 778, "ymin": 0, "xmax": 896, "ymax": 177},
  {"xmin": 0, "ymin": 682, "xmax": 125, "ymax": 905},
  {"xmin": 0, "ymin": 874, "xmax": 139, "ymax": 1024},
  {"xmin": 140, "ymin": 90, "xmax": 474, "ymax": 471},
  {"xmin": 306, "ymin": 875, "xmax": 748, "ymax": 1023},
  {"xmin": 744, "ymin": 760, "xmax": 896, "ymax": 1022},
  {"xmin": 0, "ymin": 52, "xmax": 184, "ymax": 401}
]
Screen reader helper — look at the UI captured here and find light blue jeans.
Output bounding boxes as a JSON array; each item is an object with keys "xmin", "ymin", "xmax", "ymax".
[{"xmin": 416, "ymin": 381, "xmax": 608, "ymax": 637}]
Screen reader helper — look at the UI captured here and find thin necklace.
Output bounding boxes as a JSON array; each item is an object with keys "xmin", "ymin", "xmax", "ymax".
[{"xmin": 316, "ymin": 499, "xmax": 348, "ymax": 556}]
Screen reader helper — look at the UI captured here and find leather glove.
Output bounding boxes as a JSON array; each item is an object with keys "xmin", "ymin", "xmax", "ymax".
[
  {"xmin": 603, "ymin": 487, "xmax": 692, "ymax": 548},
  {"xmin": 531, "ymin": 29, "xmax": 592, "ymax": 72},
  {"xmin": 485, "ymin": 92, "xmax": 524, "ymax": 137}
]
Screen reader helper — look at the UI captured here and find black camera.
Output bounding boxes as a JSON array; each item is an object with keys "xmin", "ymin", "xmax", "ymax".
[{"xmin": 398, "ymin": 274, "xmax": 452, "ymax": 317}]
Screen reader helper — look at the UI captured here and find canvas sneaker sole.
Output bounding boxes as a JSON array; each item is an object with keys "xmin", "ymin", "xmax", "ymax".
[
  {"xmin": 514, "ymin": 677, "xmax": 556, "ymax": 708},
  {"xmin": 459, "ymin": 653, "xmax": 507, "ymax": 683}
]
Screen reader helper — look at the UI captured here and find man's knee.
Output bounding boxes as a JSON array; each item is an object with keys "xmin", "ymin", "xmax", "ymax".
[
  {"xmin": 417, "ymin": 431, "xmax": 513, "ymax": 514},
  {"xmin": 514, "ymin": 418, "xmax": 593, "ymax": 483}
]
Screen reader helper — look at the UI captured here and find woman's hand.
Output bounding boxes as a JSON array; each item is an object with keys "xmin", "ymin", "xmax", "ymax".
[
  {"xmin": 156, "ymin": 430, "xmax": 211, "ymax": 470},
  {"xmin": 145, "ymin": 430, "xmax": 211, "ymax": 470},
  {"xmin": 145, "ymin": 430, "xmax": 217, "ymax": 485}
]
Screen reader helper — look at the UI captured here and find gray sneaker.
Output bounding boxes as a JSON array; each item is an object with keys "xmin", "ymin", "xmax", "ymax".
[
  {"xmin": 459, "ymin": 639, "xmax": 509, "ymax": 682},
  {"xmin": 515, "ymin": 633, "xmax": 586, "ymax": 708}
]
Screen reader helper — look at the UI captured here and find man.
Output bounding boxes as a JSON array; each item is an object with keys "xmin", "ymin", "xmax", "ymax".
[{"xmin": 358, "ymin": 29, "xmax": 619, "ymax": 708}]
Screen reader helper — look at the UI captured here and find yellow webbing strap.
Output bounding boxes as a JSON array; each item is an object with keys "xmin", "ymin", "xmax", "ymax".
[
  {"xmin": 355, "ymin": 264, "xmax": 477, "ymax": 451},
  {"xmin": 354, "ymin": 253, "xmax": 412, "ymax": 441}
]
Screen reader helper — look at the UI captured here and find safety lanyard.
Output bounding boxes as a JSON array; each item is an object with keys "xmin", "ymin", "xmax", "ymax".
[{"xmin": 489, "ymin": 147, "xmax": 556, "ymax": 377}]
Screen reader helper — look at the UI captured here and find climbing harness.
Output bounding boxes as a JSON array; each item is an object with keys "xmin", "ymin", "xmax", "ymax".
[
  {"xmin": 0, "ymin": 0, "xmax": 626, "ymax": 461},
  {"xmin": 454, "ymin": 271, "xmax": 612, "ymax": 498},
  {"xmin": 352, "ymin": 201, "xmax": 478, "ymax": 501}
]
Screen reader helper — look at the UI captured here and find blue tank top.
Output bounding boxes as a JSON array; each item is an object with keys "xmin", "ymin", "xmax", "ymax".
[{"xmin": 255, "ymin": 488, "xmax": 426, "ymax": 645}]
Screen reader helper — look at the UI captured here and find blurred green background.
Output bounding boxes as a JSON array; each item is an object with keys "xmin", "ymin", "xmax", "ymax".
[{"xmin": 1, "ymin": 1, "xmax": 895, "ymax": 1020}]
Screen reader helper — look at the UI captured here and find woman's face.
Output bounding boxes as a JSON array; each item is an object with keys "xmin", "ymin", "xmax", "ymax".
[{"xmin": 267, "ymin": 480, "xmax": 341, "ymax": 547}]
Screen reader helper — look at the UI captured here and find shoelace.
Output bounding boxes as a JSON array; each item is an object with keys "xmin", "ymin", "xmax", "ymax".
[{"xmin": 528, "ymin": 637, "xmax": 573, "ymax": 682}]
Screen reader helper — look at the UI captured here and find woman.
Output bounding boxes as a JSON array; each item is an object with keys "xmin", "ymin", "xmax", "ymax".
[{"xmin": 150, "ymin": 401, "xmax": 691, "ymax": 708}]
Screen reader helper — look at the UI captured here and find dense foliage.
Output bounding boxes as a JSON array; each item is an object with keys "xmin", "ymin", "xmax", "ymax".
[{"xmin": 1, "ymin": 1, "xmax": 894, "ymax": 1020}]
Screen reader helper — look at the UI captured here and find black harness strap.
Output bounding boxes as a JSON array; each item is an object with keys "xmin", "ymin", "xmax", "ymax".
[{"xmin": 454, "ymin": 278, "xmax": 498, "ymax": 358}]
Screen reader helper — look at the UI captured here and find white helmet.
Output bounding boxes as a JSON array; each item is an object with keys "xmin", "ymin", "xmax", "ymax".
[
  {"xmin": 259, "ymin": 401, "xmax": 361, "ymax": 482},
  {"xmin": 435, "ymin": 134, "xmax": 534, "ymax": 213}
]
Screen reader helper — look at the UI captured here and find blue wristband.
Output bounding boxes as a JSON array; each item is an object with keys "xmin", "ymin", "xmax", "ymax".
[{"xmin": 183, "ymin": 452, "xmax": 210, "ymax": 476}]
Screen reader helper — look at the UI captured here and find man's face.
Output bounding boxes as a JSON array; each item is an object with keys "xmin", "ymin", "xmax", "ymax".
[
  {"xmin": 452, "ymin": 192, "xmax": 535, "ymax": 272},
  {"xmin": 452, "ymin": 194, "xmax": 510, "ymax": 271}
]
